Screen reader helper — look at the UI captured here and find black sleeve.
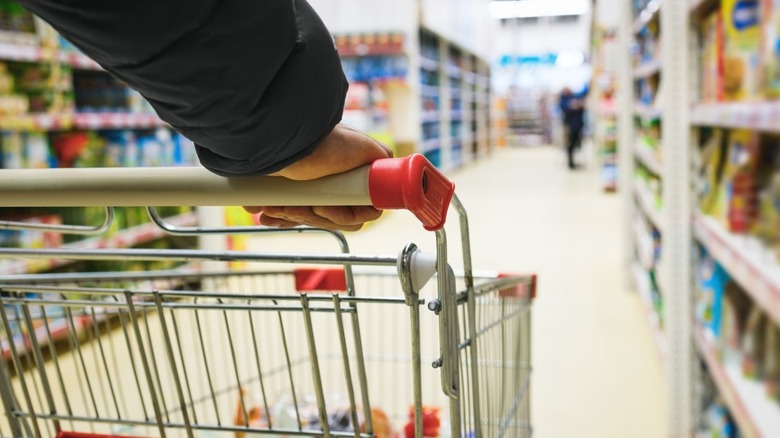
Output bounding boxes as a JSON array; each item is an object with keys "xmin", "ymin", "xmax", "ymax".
[{"xmin": 18, "ymin": 0, "xmax": 348, "ymax": 176}]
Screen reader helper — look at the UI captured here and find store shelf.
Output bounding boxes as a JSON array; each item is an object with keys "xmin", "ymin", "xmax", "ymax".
[
  {"xmin": 691, "ymin": 103, "xmax": 780, "ymax": 133},
  {"xmin": 693, "ymin": 213, "xmax": 780, "ymax": 327},
  {"xmin": 73, "ymin": 112, "xmax": 167, "ymax": 129},
  {"xmin": 0, "ymin": 41, "xmax": 102, "ymax": 70},
  {"xmin": 635, "ymin": 182, "xmax": 664, "ymax": 232},
  {"xmin": 0, "ymin": 211, "xmax": 198, "ymax": 276},
  {"xmin": 635, "ymin": 103, "xmax": 662, "ymax": 120},
  {"xmin": 0, "ymin": 112, "xmax": 166, "ymax": 131},
  {"xmin": 446, "ymin": 65, "xmax": 462, "ymax": 78},
  {"xmin": 694, "ymin": 327, "xmax": 780, "ymax": 437},
  {"xmin": 0, "ymin": 41, "xmax": 56, "ymax": 63},
  {"xmin": 0, "ymin": 113, "xmax": 73, "ymax": 131},
  {"xmin": 421, "ymin": 138, "xmax": 440, "ymax": 153},
  {"xmin": 634, "ymin": 217, "xmax": 656, "ymax": 270},
  {"xmin": 632, "ymin": 263, "xmax": 667, "ymax": 360},
  {"xmin": 420, "ymin": 110, "xmax": 440, "ymax": 123},
  {"xmin": 633, "ymin": 0, "xmax": 663, "ymax": 34},
  {"xmin": 59, "ymin": 50, "xmax": 101, "ymax": 70},
  {"xmin": 420, "ymin": 84, "xmax": 440, "ymax": 97},
  {"xmin": 633, "ymin": 58, "xmax": 662, "ymax": 79},
  {"xmin": 419, "ymin": 56, "xmax": 439, "ymax": 72},
  {"xmin": 634, "ymin": 140, "xmax": 663, "ymax": 176},
  {"xmin": 463, "ymin": 71, "xmax": 477, "ymax": 85}
]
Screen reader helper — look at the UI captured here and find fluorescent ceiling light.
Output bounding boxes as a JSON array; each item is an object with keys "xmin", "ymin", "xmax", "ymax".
[{"xmin": 489, "ymin": 0, "xmax": 590, "ymax": 19}]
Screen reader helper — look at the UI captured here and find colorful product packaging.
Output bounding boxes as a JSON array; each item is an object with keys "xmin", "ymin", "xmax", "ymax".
[
  {"xmin": 720, "ymin": 282, "xmax": 753, "ymax": 353},
  {"xmin": 742, "ymin": 306, "xmax": 768, "ymax": 378},
  {"xmin": 701, "ymin": 9, "xmax": 724, "ymax": 102},
  {"xmin": 722, "ymin": 0, "xmax": 762, "ymax": 100},
  {"xmin": 722, "ymin": 130, "xmax": 760, "ymax": 233},
  {"xmin": 763, "ymin": 323, "xmax": 780, "ymax": 401},
  {"xmin": 762, "ymin": 0, "xmax": 780, "ymax": 96}
]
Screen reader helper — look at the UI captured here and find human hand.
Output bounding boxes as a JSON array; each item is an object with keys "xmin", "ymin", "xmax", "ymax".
[{"xmin": 243, "ymin": 124, "xmax": 393, "ymax": 231}]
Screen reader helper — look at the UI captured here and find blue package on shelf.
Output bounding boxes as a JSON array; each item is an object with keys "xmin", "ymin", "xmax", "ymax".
[{"xmin": 697, "ymin": 249, "xmax": 731, "ymax": 336}]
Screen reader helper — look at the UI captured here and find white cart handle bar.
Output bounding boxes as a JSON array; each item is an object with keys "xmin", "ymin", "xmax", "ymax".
[{"xmin": 0, "ymin": 154, "xmax": 455, "ymax": 231}]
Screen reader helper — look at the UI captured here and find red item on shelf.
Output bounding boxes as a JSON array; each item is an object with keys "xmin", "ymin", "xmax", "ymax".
[{"xmin": 52, "ymin": 132, "xmax": 89, "ymax": 168}]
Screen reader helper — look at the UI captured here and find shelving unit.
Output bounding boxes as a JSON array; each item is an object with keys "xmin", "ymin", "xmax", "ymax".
[
  {"xmin": 694, "ymin": 327, "xmax": 780, "ymax": 437},
  {"xmin": 0, "ymin": 212, "xmax": 197, "ymax": 276},
  {"xmin": 623, "ymin": 1, "xmax": 669, "ymax": 378},
  {"xmin": 616, "ymin": 0, "xmax": 780, "ymax": 434},
  {"xmin": 0, "ymin": 5, "xmax": 201, "ymax": 279},
  {"xmin": 591, "ymin": 26, "xmax": 619, "ymax": 191},
  {"xmin": 631, "ymin": 263, "xmax": 667, "ymax": 359},
  {"xmin": 417, "ymin": 28, "xmax": 490, "ymax": 170},
  {"xmin": 694, "ymin": 213, "xmax": 780, "ymax": 327}
]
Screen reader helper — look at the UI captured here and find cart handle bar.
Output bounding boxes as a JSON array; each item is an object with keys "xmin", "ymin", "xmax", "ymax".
[{"xmin": 0, "ymin": 154, "xmax": 455, "ymax": 231}]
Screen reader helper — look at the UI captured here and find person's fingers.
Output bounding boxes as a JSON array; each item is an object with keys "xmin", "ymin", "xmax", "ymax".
[
  {"xmin": 259, "ymin": 205, "xmax": 377, "ymax": 231},
  {"xmin": 311, "ymin": 206, "xmax": 382, "ymax": 225},
  {"xmin": 256, "ymin": 214, "xmax": 299, "ymax": 229},
  {"xmin": 243, "ymin": 206, "xmax": 263, "ymax": 214},
  {"xmin": 269, "ymin": 124, "xmax": 393, "ymax": 181}
]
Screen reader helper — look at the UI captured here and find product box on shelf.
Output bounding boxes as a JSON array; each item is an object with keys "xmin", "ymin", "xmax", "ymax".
[
  {"xmin": 701, "ymin": 9, "xmax": 724, "ymax": 102},
  {"xmin": 765, "ymin": 324, "xmax": 780, "ymax": 400},
  {"xmin": 762, "ymin": 0, "xmax": 780, "ymax": 97},
  {"xmin": 0, "ymin": 130, "xmax": 55, "ymax": 169},
  {"xmin": 697, "ymin": 252, "xmax": 731, "ymax": 336},
  {"xmin": 710, "ymin": 129, "xmax": 761, "ymax": 233},
  {"xmin": 722, "ymin": 0, "xmax": 762, "ymax": 101},
  {"xmin": 742, "ymin": 306, "xmax": 769, "ymax": 378}
]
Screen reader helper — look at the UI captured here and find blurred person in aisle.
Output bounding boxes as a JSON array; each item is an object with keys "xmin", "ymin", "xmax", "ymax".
[
  {"xmin": 558, "ymin": 86, "xmax": 588, "ymax": 169},
  {"xmin": 17, "ymin": 0, "xmax": 392, "ymax": 231}
]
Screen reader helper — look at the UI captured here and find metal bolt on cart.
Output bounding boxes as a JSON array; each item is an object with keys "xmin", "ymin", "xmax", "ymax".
[{"xmin": 0, "ymin": 154, "xmax": 534, "ymax": 438}]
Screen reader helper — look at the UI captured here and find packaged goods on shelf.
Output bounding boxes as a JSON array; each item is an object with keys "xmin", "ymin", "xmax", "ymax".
[
  {"xmin": 701, "ymin": 9, "xmax": 724, "ymax": 102},
  {"xmin": 699, "ymin": 128, "xmax": 726, "ymax": 217},
  {"xmin": 340, "ymin": 55, "xmax": 408, "ymax": 82},
  {"xmin": 696, "ymin": 249, "xmax": 752, "ymax": 353},
  {"xmin": 4, "ymin": 60, "xmax": 72, "ymax": 114},
  {"xmin": 73, "ymin": 70, "xmax": 148, "ymax": 113},
  {"xmin": 50, "ymin": 128, "xmax": 198, "ymax": 169},
  {"xmin": 702, "ymin": 402, "xmax": 739, "ymax": 438},
  {"xmin": 698, "ymin": 368, "xmax": 740, "ymax": 438},
  {"xmin": 762, "ymin": 0, "xmax": 780, "ymax": 96},
  {"xmin": 703, "ymin": 129, "xmax": 761, "ymax": 233},
  {"xmin": 696, "ymin": 250, "xmax": 730, "ymax": 335},
  {"xmin": 742, "ymin": 305, "xmax": 769, "ymax": 378},
  {"xmin": 637, "ymin": 76, "xmax": 660, "ymax": 106},
  {"xmin": 0, "ymin": 131, "xmax": 54, "ymax": 168},
  {"xmin": 696, "ymin": 248, "xmax": 780, "ymax": 406},
  {"xmin": 0, "ymin": 0, "xmax": 35, "ymax": 35},
  {"xmin": 765, "ymin": 325, "xmax": 780, "ymax": 400},
  {"xmin": 722, "ymin": 0, "xmax": 762, "ymax": 101}
]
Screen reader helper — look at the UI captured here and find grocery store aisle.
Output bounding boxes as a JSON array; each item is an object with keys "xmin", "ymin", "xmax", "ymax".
[
  {"xmin": 248, "ymin": 145, "xmax": 668, "ymax": 437},
  {"xmin": 357, "ymin": 146, "xmax": 666, "ymax": 437}
]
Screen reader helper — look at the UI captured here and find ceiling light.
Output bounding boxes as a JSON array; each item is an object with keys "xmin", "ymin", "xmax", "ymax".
[{"xmin": 489, "ymin": 0, "xmax": 590, "ymax": 19}]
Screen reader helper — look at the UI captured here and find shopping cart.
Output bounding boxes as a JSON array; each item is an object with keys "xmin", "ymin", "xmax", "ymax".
[{"xmin": 0, "ymin": 154, "xmax": 535, "ymax": 438}]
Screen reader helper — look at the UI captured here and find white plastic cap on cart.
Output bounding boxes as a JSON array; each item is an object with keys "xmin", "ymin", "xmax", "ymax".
[{"xmin": 399, "ymin": 248, "xmax": 438, "ymax": 293}]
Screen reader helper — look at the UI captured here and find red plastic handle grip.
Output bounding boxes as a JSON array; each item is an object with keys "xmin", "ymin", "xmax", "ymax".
[{"xmin": 368, "ymin": 154, "xmax": 455, "ymax": 231}]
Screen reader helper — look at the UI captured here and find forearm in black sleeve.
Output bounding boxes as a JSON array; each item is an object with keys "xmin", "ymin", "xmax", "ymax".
[{"xmin": 18, "ymin": 0, "xmax": 348, "ymax": 176}]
